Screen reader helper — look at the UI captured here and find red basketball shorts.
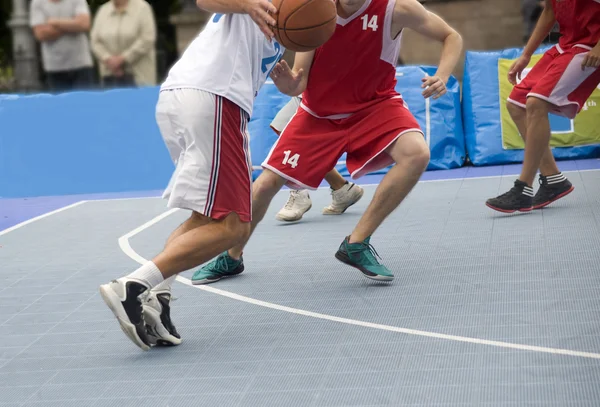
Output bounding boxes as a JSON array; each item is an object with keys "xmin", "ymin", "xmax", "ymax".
[
  {"xmin": 262, "ymin": 98, "xmax": 423, "ymax": 190},
  {"xmin": 156, "ymin": 89, "xmax": 252, "ymax": 222},
  {"xmin": 508, "ymin": 45, "xmax": 600, "ymax": 119}
]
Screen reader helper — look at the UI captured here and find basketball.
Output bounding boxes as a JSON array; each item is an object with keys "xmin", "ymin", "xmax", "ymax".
[{"xmin": 270, "ymin": 0, "xmax": 337, "ymax": 52}]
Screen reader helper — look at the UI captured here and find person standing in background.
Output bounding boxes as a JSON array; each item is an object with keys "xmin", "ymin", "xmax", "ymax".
[
  {"xmin": 30, "ymin": 0, "xmax": 95, "ymax": 92},
  {"xmin": 91, "ymin": 0, "xmax": 157, "ymax": 88}
]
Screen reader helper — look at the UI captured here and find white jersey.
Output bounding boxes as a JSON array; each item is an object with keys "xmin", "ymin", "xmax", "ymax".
[{"xmin": 161, "ymin": 13, "xmax": 285, "ymax": 116}]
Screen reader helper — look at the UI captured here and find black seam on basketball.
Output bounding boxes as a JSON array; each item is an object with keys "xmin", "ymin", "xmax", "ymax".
[
  {"xmin": 282, "ymin": 0, "xmax": 336, "ymax": 32},
  {"xmin": 282, "ymin": 16, "xmax": 336, "ymax": 48},
  {"xmin": 276, "ymin": 0, "xmax": 285, "ymax": 41},
  {"xmin": 280, "ymin": 16, "xmax": 337, "ymax": 31}
]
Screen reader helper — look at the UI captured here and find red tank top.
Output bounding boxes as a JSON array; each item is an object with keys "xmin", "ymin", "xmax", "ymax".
[
  {"xmin": 552, "ymin": 0, "xmax": 600, "ymax": 49},
  {"xmin": 301, "ymin": 0, "xmax": 401, "ymax": 117}
]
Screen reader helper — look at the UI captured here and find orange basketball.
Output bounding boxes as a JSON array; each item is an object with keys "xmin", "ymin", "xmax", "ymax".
[{"xmin": 271, "ymin": 0, "xmax": 337, "ymax": 52}]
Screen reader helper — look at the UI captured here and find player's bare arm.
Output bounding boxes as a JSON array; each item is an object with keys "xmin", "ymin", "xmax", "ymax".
[
  {"xmin": 270, "ymin": 50, "xmax": 315, "ymax": 96},
  {"xmin": 196, "ymin": 0, "xmax": 277, "ymax": 38},
  {"xmin": 508, "ymin": 0, "xmax": 555, "ymax": 84},
  {"xmin": 47, "ymin": 14, "xmax": 90, "ymax": 33},
  {"xmin": 392, "ymin": 0, "xmax": 463, "ymax": 99}
]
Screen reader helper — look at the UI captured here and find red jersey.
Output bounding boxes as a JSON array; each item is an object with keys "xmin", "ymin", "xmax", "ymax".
[
  {"xmin": 301, "ymin": 0, "xmax": 401, "ymax": 117},
  {"xmin": 552, "ymin": 0, "xmax": 600, "ymax": 50}
]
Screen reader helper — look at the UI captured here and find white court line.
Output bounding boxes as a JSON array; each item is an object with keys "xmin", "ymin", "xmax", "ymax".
[
  {"xmin": 118, "ymin": 206, "xmax": 600, "ymax": 360},
  {"xmin": 0, "ymin": 201, "xmax": 86, "ymax": 237}
]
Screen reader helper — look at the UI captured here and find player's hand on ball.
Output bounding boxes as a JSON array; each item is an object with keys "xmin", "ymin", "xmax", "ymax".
[
  {"xmin": 270, "ymin": 60, "xmax": 304, "ymax": 95},
  {"xmin": 508, "ymin": 55, "xmax": 531, "ymax": 85},
  {"xmin": 421, "ymin": 76, "xmax": 446, "ymax": 99},
  {"xmin": 581, "ymin": 46, "xmax": 600, "ymax": 70},
  {"xmin": 244, "ymin": 0, "xmax": 277, "ymax": 40}
]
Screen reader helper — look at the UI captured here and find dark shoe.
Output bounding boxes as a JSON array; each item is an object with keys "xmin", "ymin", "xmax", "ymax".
[
  {"xmin": 533, "ymin": 173, "xmax": 574, "ymax": 209},
  {"xmin": 486, "ymin": 180, "xmax": 534, "ymax": 213}
]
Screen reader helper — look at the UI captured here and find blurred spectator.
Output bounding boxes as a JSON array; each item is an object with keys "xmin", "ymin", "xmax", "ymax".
[
  {"xmin": 30, "ymin": 0, "xmax": 95, "ymax": 92},
  {"xmin": 91, "ymin": 0, "xmax": 157, "ymax": 88}
]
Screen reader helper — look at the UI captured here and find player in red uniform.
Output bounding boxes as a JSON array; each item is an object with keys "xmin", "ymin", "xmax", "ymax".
[
  {"xmin": 486, "ymin": 0, "xmax": 600, "ymax": 213},
  {"xmin": 194, "ymin": 0, "xmax": 462, "ymax": 282}
]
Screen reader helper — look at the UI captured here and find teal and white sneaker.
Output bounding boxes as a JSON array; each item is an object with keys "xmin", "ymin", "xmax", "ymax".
[
  {"xmin": 191, "ymin": 251, "xmax": 244, "ymax": 285},
  {"xmin": 335, "ymin": 236, "xmax": 394, "ymax": 281}
]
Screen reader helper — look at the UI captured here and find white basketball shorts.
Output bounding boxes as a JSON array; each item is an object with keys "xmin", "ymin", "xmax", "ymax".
[{"xmin": 156, "ymin": 89, "xmax": 252, "ymax": 222}]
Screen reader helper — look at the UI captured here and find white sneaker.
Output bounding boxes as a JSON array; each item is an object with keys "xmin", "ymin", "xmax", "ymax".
[
  {"xmin": 323, "ymin": 183, "xmax": 364, "ymax": 215},
  {"xmin": 99, "ymin": 278, "xmax": 152, "ymax": 351},
  {"xmin": 143, "ymin": 290, "xmax": 182, "ymax": 346},
  {"xmin": 276, "ymin": 190, "xmax": 312, "ymax": 222}
]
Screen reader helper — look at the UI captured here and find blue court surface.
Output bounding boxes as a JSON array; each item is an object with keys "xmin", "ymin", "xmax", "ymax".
[{"xmin": 1, "ymin": 160, "xmax": 600, "ymax": 406}]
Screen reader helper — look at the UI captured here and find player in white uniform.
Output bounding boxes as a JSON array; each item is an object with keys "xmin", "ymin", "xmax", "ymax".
[
  {"xmin": 98, "ymin": 1, "xmax": 283, "ymax": 351},
  {"xmin": 270, "ymin": 95, "xmax": 365, "ymax": 222}
]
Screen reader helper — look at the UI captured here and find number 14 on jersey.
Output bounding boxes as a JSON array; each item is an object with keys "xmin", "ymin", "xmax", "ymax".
[{"xmin": 361, "ymin": 15, "xmax": 378, "ymax": 31}]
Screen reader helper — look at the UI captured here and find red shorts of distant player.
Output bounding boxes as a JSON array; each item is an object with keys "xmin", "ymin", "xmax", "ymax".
[
  {"xmin": 262, "ymin": 97, "xmax": 423, "ymax": 190},
  {"xmin": 508, "ymin": 45, "xmax": 600, "ymax": 119}
]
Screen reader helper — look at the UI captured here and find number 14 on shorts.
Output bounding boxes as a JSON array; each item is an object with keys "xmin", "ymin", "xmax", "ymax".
[{"xmin": 282, "ymin": 150, "xmax": 300, "ymax": 168}]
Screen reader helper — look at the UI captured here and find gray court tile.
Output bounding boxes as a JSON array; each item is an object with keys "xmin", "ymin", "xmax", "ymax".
[
  {"xmin": 24, "ymin": 401, "xmax": 98, "ymax": 407},
  {"xmin": 26, "ymin": 382, "xmax": 110, "ymax": 403},
  {"xmin": 239, "ymin": 390, "xmax": 316, "ymax": 407},
  {"xmin": 1, "ymin": 356, "xmax": 76, "ymax": 373},
  {"xmin": 0, "ymin": 386, "xmax": 40, "ymax": 404}
]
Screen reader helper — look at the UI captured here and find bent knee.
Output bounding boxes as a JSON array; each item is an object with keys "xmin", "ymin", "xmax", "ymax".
[
  {"xmin": 526, "ymin": 96, "xmax": 551, "ymax": 116},
  {"xmin": 403, "ymin": 136, "xmax": 430, "ymax": 171},
  {"xmin": 253, "ymin": 169, "xmax": 285, "ymax": 196},
  {"xmin": 222, "ymin": 214, "xmax": 251, "ymax": 244}
]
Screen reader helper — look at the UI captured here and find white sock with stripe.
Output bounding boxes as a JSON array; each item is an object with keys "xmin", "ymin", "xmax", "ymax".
[{"xmin": 545, "ymin": 172, "xmax": 566, "ymax": 185}]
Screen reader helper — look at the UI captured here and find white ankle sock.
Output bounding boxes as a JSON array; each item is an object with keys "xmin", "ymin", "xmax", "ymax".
[
  {"xmin": 153, "ymin": 275, "xmax": 176, "ymax": 293},
  {"xmin": 126, "ymin": 261, "xmax": 164, "ymax": 289}
]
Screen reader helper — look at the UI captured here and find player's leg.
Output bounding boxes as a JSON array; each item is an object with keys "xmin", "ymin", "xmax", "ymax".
[
  {"xmin": 99, "ymin": 90, "xmax": 253, "ymax": 350},
  {"xmin": 271, "ymin": 97, "xmax": 313, "ymax": 221},
  {"xmin": 337, "ymin": 100, "xmax": 428, "ymax": 281},
  {"xmin": 505, "ymin": 100, "xmax": 572, "ymax": 209},
  {"xmin": 487, "ymin": 48, "xmax": 598, "ymax": 212},
  {"xmin": 142, "ymin": 212, "xmax": 212, "ymax": 346},
  {"xmin": 322, "ymin": 169, "xmax": 365, "ymax": 215},
  {"xmin": 271, "ymin": 97, "xmax": 363, "ymax": 221},
  {"xmin": 191, "ymin": 168, "xmax": 287, "ymax": 284},
  {"xmin": 193, "ymin": 109, "xmax": 345, "ymax": 283}
]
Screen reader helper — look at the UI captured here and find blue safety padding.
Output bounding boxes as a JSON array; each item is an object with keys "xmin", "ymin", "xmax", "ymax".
[{"xmin": 462, "ymin": 46, "xmax": 600, "ymax": 166}]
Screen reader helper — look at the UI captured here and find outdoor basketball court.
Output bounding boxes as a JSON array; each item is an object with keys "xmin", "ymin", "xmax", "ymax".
[{"xmin": 1, "ymin": 162, "xmax": 599, "ymax": 406}]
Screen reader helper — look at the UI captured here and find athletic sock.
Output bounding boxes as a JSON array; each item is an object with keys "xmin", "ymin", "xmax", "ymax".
[
  {"xmin": 125, "ymin": 261, "xmax": 164, "ymax": 289},
  {"xmin": 153, "ymin": 275, "xmax": 176, "ymax": 293}
]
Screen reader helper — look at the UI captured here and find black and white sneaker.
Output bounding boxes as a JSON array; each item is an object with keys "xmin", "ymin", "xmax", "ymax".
[
  {"xmin": 533, "ymin": 173, "xmax": 574, "ymax": 209},
  {"xmin": 143, "ymin": 290, "xmax": 182, "ymax": 346},
  {"xmin": 486, "ymin": 180, "xmax": 534, "ymax": 213},
  {"xmin": 99, "ymin": 278, "xmax": 152, "ymax": 351}
]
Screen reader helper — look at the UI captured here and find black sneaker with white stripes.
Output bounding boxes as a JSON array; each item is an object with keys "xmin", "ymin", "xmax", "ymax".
[
  {"xmin": 533, "ymin": 173, "xmax": 574, "ymax": 209},
  {"xmin": 99, "ymin": 278, "xmax": 152, "ymax": 351},
  {"xmin": 486, "ymin": 180, "xmax": 534, "ymax": 213}
]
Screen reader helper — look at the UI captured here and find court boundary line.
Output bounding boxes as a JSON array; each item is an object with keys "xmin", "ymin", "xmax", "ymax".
[
  {"xmin": 0, "ymin": 201, "xmax": 86, "ymax": 237},
  {"xmin": 118, "ymin": 205, "xmax": 600, "ymax": 360}
]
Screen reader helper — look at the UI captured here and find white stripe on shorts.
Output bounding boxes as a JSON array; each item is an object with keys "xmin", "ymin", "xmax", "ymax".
[{"xmin": 240, "ymin": 110, "xmax": 253, "ymax": 217}]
